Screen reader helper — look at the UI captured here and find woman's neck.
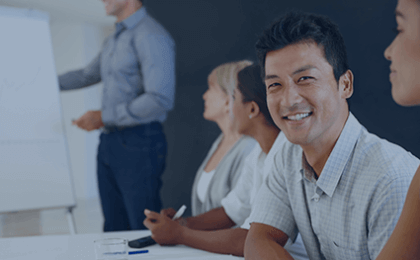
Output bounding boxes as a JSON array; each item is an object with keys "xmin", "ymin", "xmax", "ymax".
[
  {"xmin": 216, "ymin": 115, "xmax": 241, "ymax": 143},
  {"xmin": 251, "ymin": 123, "xmax": 280, "ymax": 154}
]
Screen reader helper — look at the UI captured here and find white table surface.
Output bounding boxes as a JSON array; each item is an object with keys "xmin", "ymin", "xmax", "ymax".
[{"xmin": 0, "ymin": 230, "xmax": 244, "ymax": 259}]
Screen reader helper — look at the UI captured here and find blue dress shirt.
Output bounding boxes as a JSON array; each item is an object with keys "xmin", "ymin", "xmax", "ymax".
[
  {"xmin": 59, "ymin": 7, "xmax": 175, "ymax": 126},
  {"xmin": 248, "ymin": 113, "xmax": 419, "ymax": 260}
]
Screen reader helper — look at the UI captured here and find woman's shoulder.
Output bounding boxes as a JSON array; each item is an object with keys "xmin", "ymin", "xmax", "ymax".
[{"xmin": 237, "ymin": 135, "xmax": 258, "ymax": 149}]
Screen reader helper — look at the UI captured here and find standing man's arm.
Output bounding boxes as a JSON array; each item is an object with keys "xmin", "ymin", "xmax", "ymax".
[
  {"xmin": 59, "ymin": 54, "xmax": 104, "ymax": 131},
  {"xmin": 111, "ymin": 34, "xmax": 175, "ymax": 125},
  {"xmin": 58, "ymin": 53, "xmax": 102, "ymax": 91},
  {"xmin": 245, "ymin": 223, "xmax": 293, "ymax": 260}
]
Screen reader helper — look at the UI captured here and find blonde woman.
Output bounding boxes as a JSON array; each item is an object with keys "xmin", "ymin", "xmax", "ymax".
[
  {"xmin": 189, "ymin": 60, "xmax": 257, "ymax": 219},
  {"xmin": 144, "ymin": 61, "xmax": 255, "ymax": 228}
]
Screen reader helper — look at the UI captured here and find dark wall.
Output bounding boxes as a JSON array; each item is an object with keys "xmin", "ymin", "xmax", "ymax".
[{"xmin": 145, "ymin": 0, "xmax": 420, "ymax": 216}]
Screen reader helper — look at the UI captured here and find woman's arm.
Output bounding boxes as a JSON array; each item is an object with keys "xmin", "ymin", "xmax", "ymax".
[
  {"xmin": 376, "ymin": 167, "xmax": 420, "ymax": 259},
  {"xmin": 161, "ymin": 206, "xmax": 235, "ymax": 231},
  {"xmin": 185, "ymin": 207, "xmax": 236, "ymax": 230},
  {"xmin": 144, "ymin": 209, "xmax": 246, "ymax": 256}
]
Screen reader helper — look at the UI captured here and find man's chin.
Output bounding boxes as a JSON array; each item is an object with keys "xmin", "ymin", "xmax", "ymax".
[{"xmin": 283, "ymin": 132, "xmax": 308, "ymax": 146}]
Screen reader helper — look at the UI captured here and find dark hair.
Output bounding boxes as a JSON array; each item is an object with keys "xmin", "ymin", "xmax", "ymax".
[
  {"xmin": 237, "ymin": 64, "xmax": 277, "ymax": 127},
  {"xmin": 256, "ymin": 11, "xmax": 349, "ymax": 82}
]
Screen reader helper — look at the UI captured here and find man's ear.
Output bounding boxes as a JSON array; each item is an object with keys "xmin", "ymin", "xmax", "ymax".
[{"xmin": 339, "ymin": 69, "xmax": 354, "ymax": 99}]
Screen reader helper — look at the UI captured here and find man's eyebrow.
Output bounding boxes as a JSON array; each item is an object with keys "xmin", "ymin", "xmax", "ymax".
[
  {"xmin": 265, "ymin": 74, "xmax": 279, "ymax": 81},
  {"xmin": 265, "ymin": 65, "xmax": 317, "ymax": 80},
  {"xmin": 292, "ymin": 65, "xmax": 317, "ymax": 75}
]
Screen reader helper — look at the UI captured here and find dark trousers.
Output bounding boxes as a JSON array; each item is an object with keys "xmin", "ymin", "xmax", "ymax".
[{"xmin": 97, "ymin": 122, "xmax": 166, "ymax": 232}]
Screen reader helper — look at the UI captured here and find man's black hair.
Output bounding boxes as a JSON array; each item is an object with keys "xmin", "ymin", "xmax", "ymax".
[{"xmin": 256, "ymin": 11, "xmax": 349, "ymax": 82}]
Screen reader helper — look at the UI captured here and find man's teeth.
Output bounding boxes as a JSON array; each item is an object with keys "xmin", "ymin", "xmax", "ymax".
[{"xmin": 287, "ymin": 113, "xmax": 310, "ymax": 121}]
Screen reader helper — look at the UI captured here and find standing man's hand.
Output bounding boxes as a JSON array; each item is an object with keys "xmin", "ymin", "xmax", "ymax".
[{"xmin": 72, "ymin": 110, "xmax": 104, "ymax": 131}]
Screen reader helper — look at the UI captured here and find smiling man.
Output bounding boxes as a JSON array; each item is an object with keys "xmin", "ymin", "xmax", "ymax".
[{"xmin": 243, "ymin": 12, "xmax": 420, "ymax": 260}]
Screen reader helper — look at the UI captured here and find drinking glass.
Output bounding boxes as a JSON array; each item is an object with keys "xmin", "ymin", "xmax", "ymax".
[{"xmin": 94, "ymin": 238, "xmax": 128, "ymax": 260}]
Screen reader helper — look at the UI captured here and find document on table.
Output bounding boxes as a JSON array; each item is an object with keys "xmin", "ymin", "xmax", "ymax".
[{"xmin": 136, "ymin": 255, "xmax": 242, "ymax": 259}]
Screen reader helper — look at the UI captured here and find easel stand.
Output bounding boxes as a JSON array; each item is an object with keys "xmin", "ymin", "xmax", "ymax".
[{"xmin": 66, "ymin": 207, "xmax": 77, "ymax": 235}]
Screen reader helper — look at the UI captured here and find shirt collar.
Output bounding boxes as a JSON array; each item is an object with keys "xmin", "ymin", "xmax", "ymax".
[
  {"xmin": 117, "ymin": 7, "xmax": 147, "ymax": 30},
  {"xmin": 301, "ymin": 153, "xmax": 317, "ymax": 183},
  {"xmin": 313, "ymin": 113, "xmax": 363, "ymax": 197}
]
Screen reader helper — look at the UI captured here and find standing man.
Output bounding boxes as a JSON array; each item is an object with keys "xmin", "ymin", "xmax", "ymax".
[
  {"xmin": 59, "ymin": 0, "xmax": 175, "ymax": 231},
  {"xmin": 244, "ymin": 11, "xmax": 419, "ymax": 259}
]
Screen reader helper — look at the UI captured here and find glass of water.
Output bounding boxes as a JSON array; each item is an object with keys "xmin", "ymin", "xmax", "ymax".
[{"xmin": 94, "ymin": 238, "xmax": 128, "ymax": 260}]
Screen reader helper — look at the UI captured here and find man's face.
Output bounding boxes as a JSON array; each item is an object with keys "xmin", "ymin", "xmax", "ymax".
[
  {"xmin": 101, "ymin": 0, "xmax": 127, "ymax": 16},
  {"xmin": 265, "ymin": 42, "xmax": 351, "ymax": 148}
]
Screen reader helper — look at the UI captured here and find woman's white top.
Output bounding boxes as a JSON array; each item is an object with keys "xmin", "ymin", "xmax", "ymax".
[
  {"xmin": 221, "ymin": 133, "xmax": 309, "ymax": 260},
  {"xmin": 191, "ymin": 134, "xmax": 257, "ymax": 216},
  {"xmin": 196, "ymin": 169, "xmax": 216, "ymax": 203}
]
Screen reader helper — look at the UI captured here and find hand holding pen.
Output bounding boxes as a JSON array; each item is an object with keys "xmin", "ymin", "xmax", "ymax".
[
  {"xmin": 128, "ymin": 205, "xmax": 187, "ymax": 249},
  {"xmin": 143, "ymin": 205, "xmax": 187, "ymax": 246},
  {"xmin": 160, "ymin": 205, "xmax": 187, "ymax": 225}
]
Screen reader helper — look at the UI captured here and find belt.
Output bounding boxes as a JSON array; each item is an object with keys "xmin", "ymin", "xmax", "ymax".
[{"xmin": 102, "ymin": 122, "xmax": 162, "ymax": 134}]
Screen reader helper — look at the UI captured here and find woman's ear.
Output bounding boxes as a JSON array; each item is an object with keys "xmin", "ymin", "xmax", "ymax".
[
  {"xmin": 339, "ymin": 69, "xmax": 354, "ymax": 99},
  {"xmin": 248, "ymin": 101, "xmax": 260, "ymax": 119},
  {"xmin": 224, "ymin": 94, "xmax": 232, "ymax": 114}
]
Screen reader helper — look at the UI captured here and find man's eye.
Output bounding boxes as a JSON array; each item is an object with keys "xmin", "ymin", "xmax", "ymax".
[
  {"xmin": 298, "ymin": 76, "xmax": 313, "ymax": 82},
  {"xmin": 267, "ymin": 82, "xmax": 280, "ymax": 89}
]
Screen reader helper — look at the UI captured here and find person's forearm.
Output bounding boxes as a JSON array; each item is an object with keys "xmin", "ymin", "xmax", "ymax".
[
  {"xmin": 244, "ymin": 235, "xmax": 294, "ymax": 260},
  {"xmin": 59, "ymin": 69, "xmax": 101, "ymax": 91},
  {"xmin": 244, "ymin": 223, "xmax": 293, "ymax": 260},
  {"xmin": 59, "ymin": 55, "xmax": 101, "ymax": 91},
  {"xmin": 185, "ymin": 207, "xmax": 236, "ymax": 231},
  {"xmin": 179, "ymin": 227, "xmax": 248, "ymax": 257},
  {"xmin": 108, "ymin": 91, "xmax": 173, "ymax": 126}
]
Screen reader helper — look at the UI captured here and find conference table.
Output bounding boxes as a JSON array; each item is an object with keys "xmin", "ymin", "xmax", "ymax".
[{"xmin": 0, "ymin": 230, "xmax": 244, "ymax": 259}]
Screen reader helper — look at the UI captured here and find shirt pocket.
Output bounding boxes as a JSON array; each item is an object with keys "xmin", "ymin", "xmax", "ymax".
[{"xmin": 328, "ymin": 238, "xmax": 370, "ymax": 259}]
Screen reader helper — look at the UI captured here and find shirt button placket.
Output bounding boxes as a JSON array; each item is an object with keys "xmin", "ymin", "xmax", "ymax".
[
  {"xmin": 313, "ymin": 186, "xmax": 322, "ymax": 202},
  {"xmin": 310, "ymin": 183, "xmax": 321, "ymax": 238}
]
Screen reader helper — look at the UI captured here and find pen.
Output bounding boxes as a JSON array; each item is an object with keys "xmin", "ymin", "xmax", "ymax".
[
  {"xmin": 128, "ymin": 249, "xmax": 149, "ymax": 255},
  {"xmin": 172, "ymin": 205, "xmax": 187, "ymax": 220}
]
